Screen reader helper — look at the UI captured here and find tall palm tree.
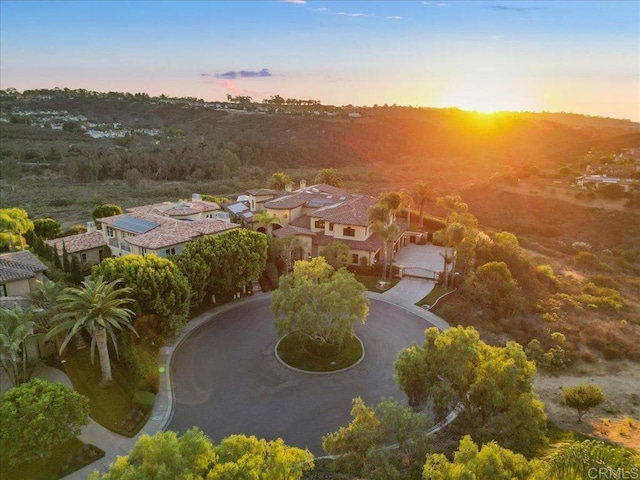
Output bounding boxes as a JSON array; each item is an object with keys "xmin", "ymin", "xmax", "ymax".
[
  {"xmin": 267, "ymin": 172, "xmax": 293, "ymax": 191},
  {"xmin": 0, "ymin": 305, "xmax": 39, "ymax": 385},
  {"xmin": 45, "ymin": 276, "xmax": 136, "ymax": 385},
  {"xmin": 378, "ymin": 192, "xmax": 403, "ymax": 265},
  {"xmin": 411, "ymin": 181, "xmax": 433, "ymax": 231},
  {"xmin": 369, "ymin": 202, "xmax": 399, "ymax": 282},
  {"xmin": 436, "ymin": 195, "xmax": 468, "ymax": 288}
]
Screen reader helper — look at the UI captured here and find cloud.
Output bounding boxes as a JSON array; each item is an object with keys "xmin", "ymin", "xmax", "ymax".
[
  {"xmin": 313, "ymin": 7, "xmax": 328, "ymax": 12},
  {"xmin": 331, "ymin": 12, "xmax": 371, "ymax": 17},
  {"xmin": 223, "ymin": 80, "xmax": 241, "ymax": 95},
  {"xmin": 387, "ymin": 15, "xmax": 403, "ymax": 20},
  {"xmin": 201, "ymin": 68, "xmax": 274, "ymax": 80},
  {"xmin": 477, "ymin": 5, "xmax": 542, "ymax": 12},
  {"xmin": 278, "ymin": 0, "xmax": 306, "ymax": 3}
]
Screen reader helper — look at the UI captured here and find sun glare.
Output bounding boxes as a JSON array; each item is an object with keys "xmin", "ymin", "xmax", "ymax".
[{"xmin": 433, "ymin": 77, "xmax": 539, "ymax": 114}]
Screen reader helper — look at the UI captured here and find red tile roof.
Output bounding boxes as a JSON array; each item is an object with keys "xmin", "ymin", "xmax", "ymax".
[{"xmin": 47, "ymin": 231, "xmax": 106, "ymax": 255}]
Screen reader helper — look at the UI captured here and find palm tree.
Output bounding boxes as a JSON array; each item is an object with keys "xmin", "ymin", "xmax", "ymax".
[
  {"xmin": 445, "ymin": 223, "xmax": 466, "ymax": 288},
  {"xmin": 0, "ymin": 305, "xmax": 39, "ymax": 385},
  {"xmin": 436, "ymin": 195, "xmax": 469, "ymax": 288},
  {"xmin": 253, "ymin": 211, "xmax": 282, "ymax": 236},
  {"xmin": 411, "ymin": 181, "xmax": 433, "ymax": 231},
  {"xmin": 313, "ymin": 168, "xmax": 344, "ymax": 188},
  {"xmin": 547, "ymin": 440, "xmax": 640, "ymax": 479},
  {"xmin": 369, "ymin": 202, "xmax": 399, "ymax": 282},
  {"xmin": 267, "ymin": 172, "xmax": 293, "ymax": 191},
  {"xmin": 378, "ymin": 192, "xmax": 403, "ymax": 265},
  {"xmin": 45, "ymin": 276, "xmax": 136, "ymax": 385}
]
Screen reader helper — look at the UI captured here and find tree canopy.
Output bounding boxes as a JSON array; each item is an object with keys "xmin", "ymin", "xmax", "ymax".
[
  {"xmin": 175, "ymin": 229, "xmax": 268, "ymax": 306},
  {"xmin": 314, "ymin": 168, "xmax": 344, "ymax": 187},
  {"xmin": 267, "ymin": 172, "xmax": 293, "ymax": 191},
  {"xmin": 92, "ymin": 255, "xmax": 191, "ymax": 339},
  {"xmin": 0, "ymin": 379, "xmax": 89, "ymax": 467},
  {"xmin": 320, "ymin": 240, "xmax": 351, "ymax": 269},
  {"xmin": 562, "ymin": 383, "xmax": 605, "ymax": 423},
  {"xmin": 92, "ymin": 204, "xmax": 124, "ymax": 225},
  {"xmin": 88, "ymin": 428, "xmax": 314, "ymax": 480},
  {"xmin": 33, "ymin": 217, "xmax": 62, "ymax": 239},
  {"xmin": 271, "ymin": 257, "xmax": 369, "ymax": 346},
  {"xmin": 395, "ymin": 326, "xmax": 547, "ymax": 456}
]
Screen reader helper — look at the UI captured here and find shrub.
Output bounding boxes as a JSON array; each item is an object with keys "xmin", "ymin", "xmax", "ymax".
[
  {"xmin": 132, "ymin": 390, "xmax": 156, "ymax": 412},
  {"xmin": 574, "ymin": 251, "xmax": 598, "ymax": 267},
  {"xmin": 586, "ymin": 275, "xmax": 620, "ymax": 289}
]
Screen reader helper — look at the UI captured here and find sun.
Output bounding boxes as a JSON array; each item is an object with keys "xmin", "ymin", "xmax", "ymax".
[{"xmin": 433, "ymin": 77, "xmax": 539, "ymax": 114}]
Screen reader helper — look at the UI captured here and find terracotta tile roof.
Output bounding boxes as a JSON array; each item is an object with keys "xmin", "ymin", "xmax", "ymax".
[
  {"xmin": 313, "ymin": 195, "xmax": 376, "ymax": 226},
  {"xmin": 0, "ymin": 251, "xmax": 47, "ymax": 283},
  {"xmin": 128, "ymin": 200, "xmax": 220, "ymax": 217},
  {"xmin": 273, "ymin": 225, "xmax": 315, "ymax": 238},
  {"xmin": 46, "ymin": 231, "xmax": 106, "ymax": 255},
  {"xmin": 124, "ymin": 218, "xmax": 239, "ymax": 250},
  {"xmin": 246, "ymin": 188, "xmax": 280, "ymax": 196},
  {"xmin": 313, "ymin": 232, "xmax": 383, "ymax": 252},
  {"xmin": 289, "ymin": 214, "xmax": 312, "ymax": 229}
]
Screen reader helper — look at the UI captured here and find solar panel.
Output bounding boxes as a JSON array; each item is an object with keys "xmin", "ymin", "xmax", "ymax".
[{"xmin": 112, "ymin": 215, "xmax": 159, "ymax": 234}]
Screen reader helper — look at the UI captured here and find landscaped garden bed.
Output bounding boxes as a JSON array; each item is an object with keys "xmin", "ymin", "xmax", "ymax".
[{"xmin": 276, "ymin": 332, "xmax": 364, "ymax": 373}]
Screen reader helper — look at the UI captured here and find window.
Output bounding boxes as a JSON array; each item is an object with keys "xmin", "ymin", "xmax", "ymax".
[
  {"xmin": 140, "ymin": 247, "xmax": 147, "ymax": 256},
  {"xmin": 81, "ymin": 253, "xmax": 87, "ymax": 264},
  {"xmin": 0, "ymin": 284, "xmax": 6, "ymax": 297},
  {"xmin": 329, "ymin": 223, "xmax": 334, "ymax": 232},
  {"xmin": 106, "ymin": 227, "xmax": 114, "ymax": 237},
  {"xmin": 343, "ymin": 226, "xmax": 355, "ymax": 237},
  {"xmin": 352, "ymin": 254, "xmax": 359, "ymax": 264},
  {"xmin": 165, "ymin": 247, "xmax": 176, "ymax": 256},
  {"xmin": 314, "ymin": 220, "xmax": 325, "ymax": 229}
]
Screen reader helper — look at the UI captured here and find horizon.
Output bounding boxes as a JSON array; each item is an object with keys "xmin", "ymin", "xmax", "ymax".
[{"xmin": 1, "ymin": 0, "xmax": 639, "ymax": 122}]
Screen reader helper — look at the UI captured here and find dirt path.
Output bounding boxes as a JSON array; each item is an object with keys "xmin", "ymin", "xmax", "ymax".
[{"xmin": 534, "ymin": 360, "xmax": 640, "ymax": 452}]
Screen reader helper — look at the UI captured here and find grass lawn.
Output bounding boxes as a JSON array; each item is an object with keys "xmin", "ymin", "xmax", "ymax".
[
  {"xmin": 415, "ymin": 285, "xmax": 453, "ymax": 308},
  {"xmin": 277, "ymin": 332, "xmax": 364, "ymax": 372},
  {"xmin": 62, "ymin": 346, "xmax": 142, "ymax": 436},
  {"xmin": 0, "ymin": 437, "xmax": 104, "ymax": 480},
  {"xmin": 355, "ymin": 275, "xmax": 399, "ymax": 292}
]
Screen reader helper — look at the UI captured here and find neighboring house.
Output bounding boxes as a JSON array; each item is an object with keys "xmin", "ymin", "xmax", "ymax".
[
  {"xmin": 98, "ymin": 195, "xmax": 240, "ymax": 258},
  {"xmin": 46, "ymin": 228, "xmax": 108, "ymax": 269},
  {"xmin": 244, "ymin": 188, "xmax": 281, "ymax": 212},
  {"xmin": 222, "ymin": 199, "xmax": 257, "ymax": 229},
  {"xmin": 0, "ymin": 251, "xmax": 48, "ymax": 297},
  {"xmin": 258, "ymin": 182, "xmax": 405, "ymax": 266},
  {"xmin": 575, "ymin": 175, "xmax": 637, "ymax": 192}
]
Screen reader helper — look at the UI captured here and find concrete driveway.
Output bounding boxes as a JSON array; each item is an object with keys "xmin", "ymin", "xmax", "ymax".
[{"xmin": 168, "ymin": 296, "xmax": 440, "ymax": 455}]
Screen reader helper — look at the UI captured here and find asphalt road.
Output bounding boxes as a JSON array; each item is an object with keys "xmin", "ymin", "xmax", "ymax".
[{"xmin": 168, "ymin": 297, "xmax": 437, "ymax": 455}]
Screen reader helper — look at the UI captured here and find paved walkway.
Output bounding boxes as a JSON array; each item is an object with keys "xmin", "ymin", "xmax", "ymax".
[{"xmin": 33, "ymin": 241, "xmax": 450, "ymax": 478}]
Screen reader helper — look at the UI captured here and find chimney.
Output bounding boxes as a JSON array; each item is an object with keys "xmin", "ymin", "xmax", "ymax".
[
  {"xmin": 86, "ymin": 221, "xmax": 96, "ymax": 233},
  {"xmin": 300, "ymin": 179, "xmax": 306, "ymax": 190},
  {"xmin": 285, "ymin": 184, "xmax": 292, "ymax": 193},
  {"xmin": 192, "ymin": 193, "xmax": 202, "ymax": 202}
]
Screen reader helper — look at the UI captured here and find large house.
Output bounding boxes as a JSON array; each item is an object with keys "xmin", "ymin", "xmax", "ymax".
[
  {"xmin": 98, "ymin": 195, "xmax": 240, "ymax": 258},
  {"xmin": 0, "ymin": 250, "xmax": 48, "ymax": 297},
  {"xmin": 246, "ymin": 182, "xmax": 405, "ymax": 266}
]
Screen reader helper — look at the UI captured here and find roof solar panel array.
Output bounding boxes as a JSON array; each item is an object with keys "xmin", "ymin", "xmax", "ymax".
[{"xmin": 112, "ymin": 215, "xmax": 160, "ymax": 234}]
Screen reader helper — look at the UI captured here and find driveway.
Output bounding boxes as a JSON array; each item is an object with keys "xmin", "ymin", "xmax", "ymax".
[{"xmin": 168, "ymin": 296, "xmax": 439, "ymax": 455}]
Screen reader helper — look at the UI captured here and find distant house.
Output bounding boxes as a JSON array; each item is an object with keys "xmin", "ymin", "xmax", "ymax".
[
  {"xmin": 0, "ymin": 251, "xmax": 48, "ymax": 297},
  {"xmin": 575, "ymin": 174, "xmax": 637, "ymax": 193},
  {"xmin": 46, "ymin": 228, "xmax": 108, "ymax": 269},
  {"xmin": 98, "ymin": 194, "xmax": 240, "ymax": 258}
]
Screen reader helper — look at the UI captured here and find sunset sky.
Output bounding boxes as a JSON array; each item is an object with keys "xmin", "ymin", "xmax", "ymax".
[{"xmin": 1, "ymin": 0, "xmax": 638, "ymax": 121}]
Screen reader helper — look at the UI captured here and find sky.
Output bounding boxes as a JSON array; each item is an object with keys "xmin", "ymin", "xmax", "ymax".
[{"xmin": 1, "ymin": 0, "xmax": 639, "ymax": 121}]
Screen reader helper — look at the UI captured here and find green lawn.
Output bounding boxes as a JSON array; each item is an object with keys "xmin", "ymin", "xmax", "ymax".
[
  {"xmin": 62, "ymin": 346, "xmax": 146, "ymax": 436},
  {"xmin": 277, "ymin": 333, "xmax": 363, "ymax": 372},
  {"xmin": 415, "ymin": 285, "xmax": 453, "ymax": 308},
  {"xmin": 355, "ymin": 275, "xmax": 400, "ymax": 292},
  {"xmin": 0, "ymin": 437, "xmax": 104, "ymax": 480}
]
